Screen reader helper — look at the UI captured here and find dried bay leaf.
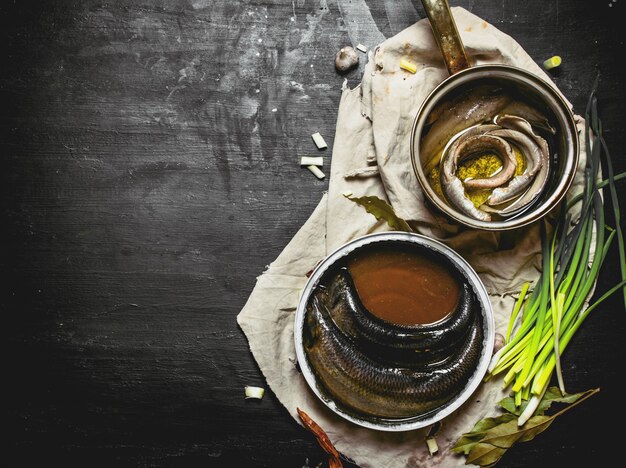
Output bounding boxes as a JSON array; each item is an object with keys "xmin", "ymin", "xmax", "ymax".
[
  {"xmin": 478, "ymin": 414, "xmax": 553, "ymax": 448},
  {"xmin": 465, "ymin": 442, "xmax": 508, "ymax": 466},
  {"xmin": 453, "ymin": 387, "xmax": 599, "ymax": 466},
  {"xmin": 465, "ymin": 413, "xmax": 517, "ymax": 435},
  {"xmin": 532, "ymin": 386, "xmax": 588, "ymax": 414},
  {"xmin": 465, "ymin": 415, "xmax": 553, "ymax": 466},
  {"xmin": 344, "ymin": 194, "xmax": 412, "ymax": 232},
  {"xmin": 498, "ymin": 386, "xmax": 589, "ymax": 417},
  {"xmin": 452, "ymin": 414, "xmax": 516, "ymax": 455}
]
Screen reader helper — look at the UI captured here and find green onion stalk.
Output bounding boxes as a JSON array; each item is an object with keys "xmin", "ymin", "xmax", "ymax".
[{"xmin": 487, "ymin": 81, "xmax": 626, "ymax": 425}]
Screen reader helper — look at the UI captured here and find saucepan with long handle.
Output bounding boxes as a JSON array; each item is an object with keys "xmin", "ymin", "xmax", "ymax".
[{"xmin": 411, "ymin": 0, "xmax": 579, "ymax": 230}]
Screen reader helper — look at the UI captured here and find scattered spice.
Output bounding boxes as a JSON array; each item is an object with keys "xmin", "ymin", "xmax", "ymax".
[
  {"xmin": 424, "ymin": 421, "xmax": 441, "ymax": 456},
  {"xmin": 493, "ymin": 332, "xmax": 505, "ymax": 354},
  {"xmin": 297, "ymin": 408, "xmax": 343, "ymax": 468}
]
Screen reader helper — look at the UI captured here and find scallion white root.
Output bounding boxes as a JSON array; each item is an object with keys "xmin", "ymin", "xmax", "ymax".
[
  {"xmin": 307, "ymin": 165, "xmax": 325, "ymax": 179},
  {"xmin": 300, "ymin": 156, "xmax": 323, "ymax": 167},
  {"xmin": 311, "ymin": 132, "xmax": 328, "ymax": 150},
  {"xmin": 518, "ymin": 385, "xmax": 546, "ymax": 426}
]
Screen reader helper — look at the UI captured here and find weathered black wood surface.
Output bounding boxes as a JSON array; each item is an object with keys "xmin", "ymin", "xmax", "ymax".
[{"xmin": 3, "ymin": 1, "xmax": 624, "ymax": 466}]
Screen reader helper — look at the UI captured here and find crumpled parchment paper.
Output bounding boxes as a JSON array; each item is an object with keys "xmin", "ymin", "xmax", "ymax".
[{"xmin": 238, "ymin": 7, "xmax": 587, "ymax": 467}]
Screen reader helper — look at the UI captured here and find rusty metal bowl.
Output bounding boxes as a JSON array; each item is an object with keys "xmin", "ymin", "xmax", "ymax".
[{"xmin": 293, "ymin": 232, "xmax": 495, "ymax": 432}]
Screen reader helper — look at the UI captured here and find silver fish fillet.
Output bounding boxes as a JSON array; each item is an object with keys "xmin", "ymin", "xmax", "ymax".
[
  {"xmin": 499, "ymin": 101, "xmax": 556, "ymax": 135},
  {"xmin": 421, "ymin": 87, "xmax": 511, "ymax": 174},
  {"xmin": 440, "ymin": 132, "xmax": 495, "ymax": 222},
  {"xmin": 453, "ymin": 134, "xmax": 517, "ymax": 190},
  {"xmin": 486, "ymin": 115, "xmax": 550, "ymax": 208},
  {"xmin": 437, "ymin": 113, "xmax": 551, "ymax": 221}
]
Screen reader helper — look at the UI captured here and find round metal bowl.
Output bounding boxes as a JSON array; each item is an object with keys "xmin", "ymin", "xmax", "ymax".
[
  {"xmin": 410, "ymin": 65, "xmax": 579, "ymax": 231},
  {"xmin": 294, "ymin": 231, "xmax": 495, "ymax": 432}
]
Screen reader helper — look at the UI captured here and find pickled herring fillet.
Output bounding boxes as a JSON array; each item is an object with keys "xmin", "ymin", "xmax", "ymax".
[
  {"xmin": 486, "ymin": 115, "xmax": 550, "ymax": 208},
  {"xmin": 499, "ymin": 100, "xmax": 556, "ymax": 135},
  {"xmin": 440, "ymin": 136, "xmax": 493, "ymax": 221},
  {"xmin": 421, "ymin": 87, "xmax": 511, "ymax": 174},
  {"xmin": 442, "ymin": 177, "xmax": 492, "ymax": 221},
  {"xmin": 452, "ymin": 134, "xmax": 517, "ymax": 189}
]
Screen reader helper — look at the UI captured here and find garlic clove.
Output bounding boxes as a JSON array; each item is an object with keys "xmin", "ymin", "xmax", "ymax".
[
  {"xmin": 335, "ymin": 46, "xmax": 359, "ymax": 72},
  {"xmin": 493, "ymin": 332, "xmax": 505, "ymax": 354}
]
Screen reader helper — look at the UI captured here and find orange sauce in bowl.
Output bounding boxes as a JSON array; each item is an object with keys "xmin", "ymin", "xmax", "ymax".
[{"xmin": 348, "ymin": 247, "xmax": 460, "ymax": 325}]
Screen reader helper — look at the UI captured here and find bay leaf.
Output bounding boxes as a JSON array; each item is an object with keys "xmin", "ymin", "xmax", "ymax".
[
  {"xmin": 465, "ymin": 442, "xmax": 508, "ymax": 466},
  {"xmin": 465, "ymin": 416, "xmax": 553, "ymax": 466},
  {"xmin": 344, "ymin": 194, "xmax": 412, "ymax": 232},
  {"xmin": 465, "ymin": 413, "xmax": 517, "ymax": 434},
  {"xmin": 451, "ymin": 414, "xmax": 516, "ymax": 455},
  {"xmin": 534, "ymin": 386, "xmax": 588, "ymax": 414},
  {"xmin": 497, "ymin": 396, "xmax": 524, "ymax": 416},
  {"xmin": 479, "ymin": 415, "xmax": 553, "ymax": 448},
  {"xmin": 498, "ymin": 386, "xmax": 591, "ymax": 417},
  {"xmin": 455, "ymin": 387, "xmax": 599, "ymax": 466},
  {"xmin": 452, "ymin": 432, "xmax": 488, "ymax": 456}
]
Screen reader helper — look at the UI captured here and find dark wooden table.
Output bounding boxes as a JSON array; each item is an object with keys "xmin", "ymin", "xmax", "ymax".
[{"xmin": 3, "ymin": 1, "xmax": 625, "ymax": 466}]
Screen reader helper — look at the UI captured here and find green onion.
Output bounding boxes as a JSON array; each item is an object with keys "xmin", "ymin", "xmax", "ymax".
[
  {"xmin": 488, "ymin": 81, "xmax": 626, "ymax": 422},
  {"xmin": 505, "ymin": 282, "xmax": 530, "ymax": 343}
]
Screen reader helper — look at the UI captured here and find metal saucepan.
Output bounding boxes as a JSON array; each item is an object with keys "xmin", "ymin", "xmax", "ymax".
[{"xmin": 411, "ymin": 0, "xmax": 579, "ymax": 230}]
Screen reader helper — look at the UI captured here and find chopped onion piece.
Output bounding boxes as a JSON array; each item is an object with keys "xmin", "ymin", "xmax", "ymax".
[
  {"xmin": 356, "ymin": 43, "xmax": 367, "ymax": 53},
  {"xmin": 426, "ymin": 436, "xmax": 439, "ymax": 455},
  {"xmin": 400, "ymin": 58, "xmax": 417, "ymax": 74},
  {"xmin": 543, "ymin": 55, "xmax": 562, "ymax": 70},
  {"xmin": 244, "ymin": 386, "xmax": 265, "ymax": 399},
  {"xmin": 311, "ymin": 132, "xmax": 328, "ymax": 150},
  {"xmin": 300, "ymin": 156, "xmax": 323, "ymax": 167},
  {"xmin": 307, "ymin": 165, "xmax": 325, "ymax": 179}
]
